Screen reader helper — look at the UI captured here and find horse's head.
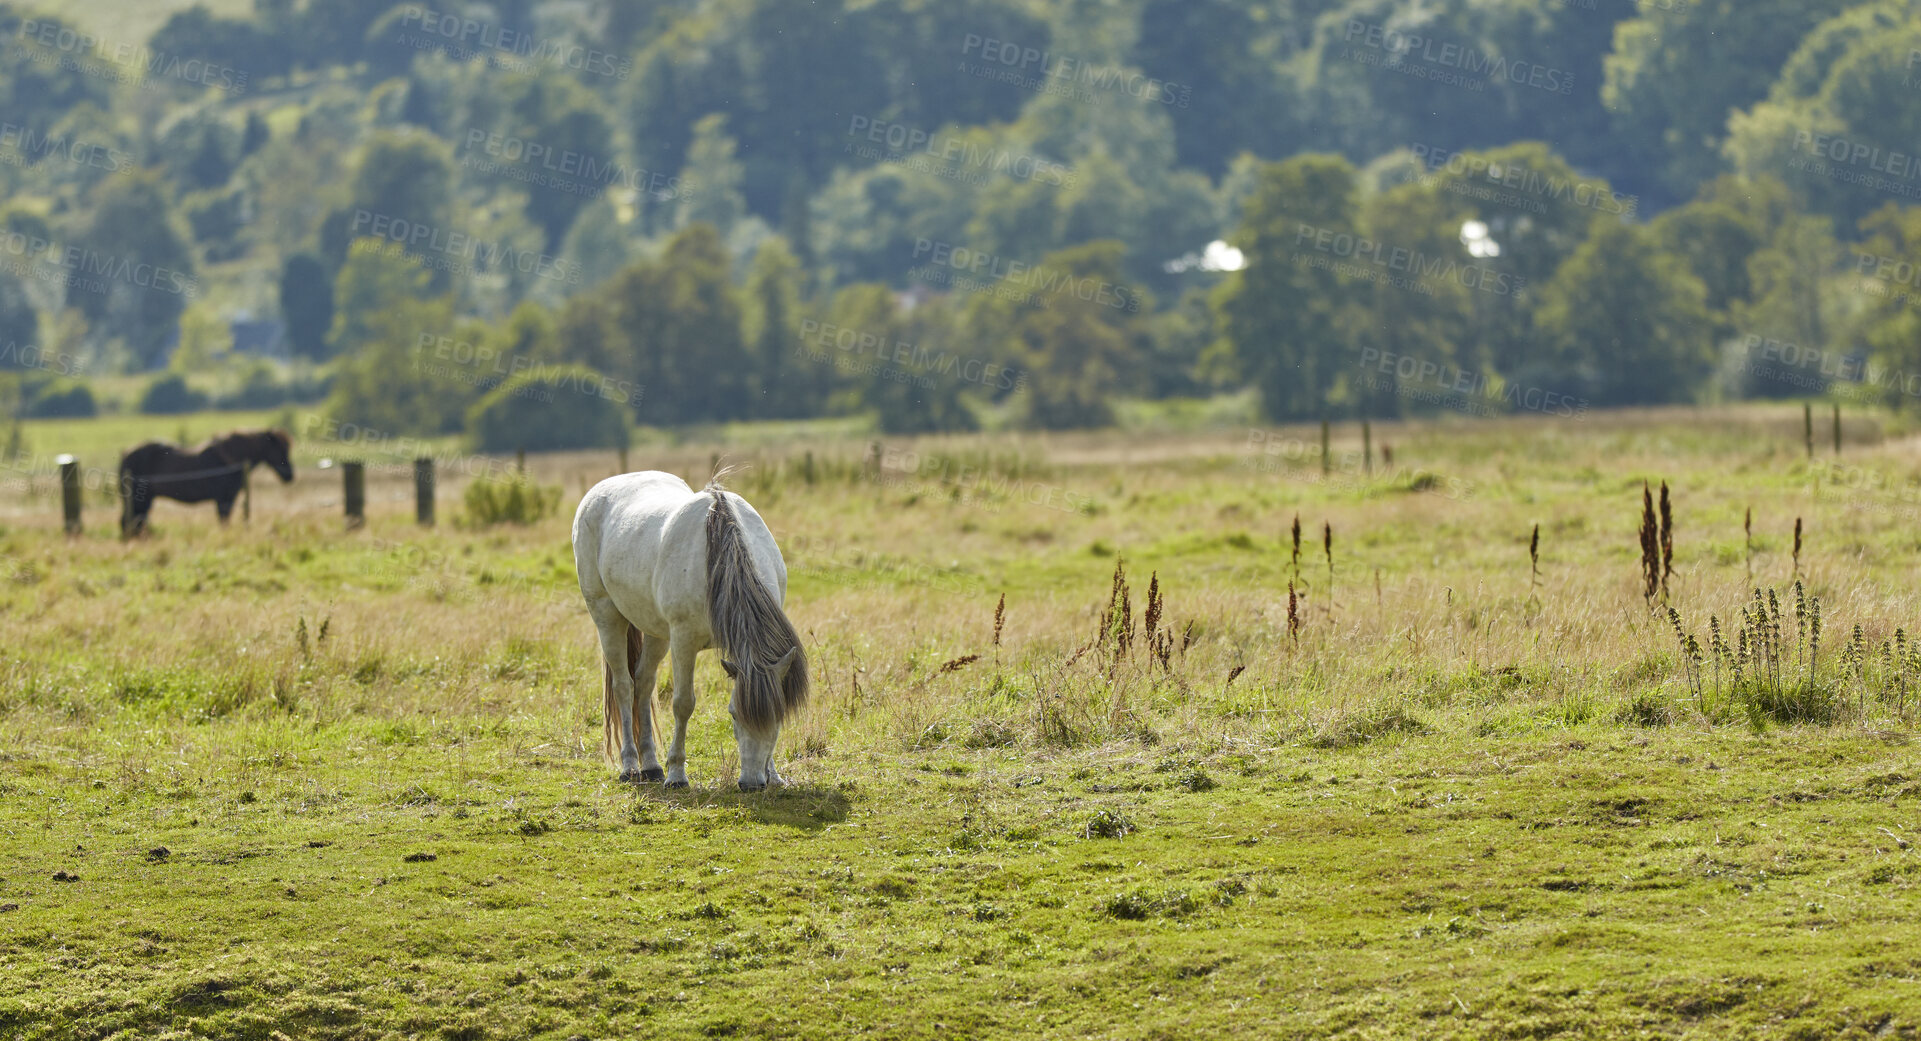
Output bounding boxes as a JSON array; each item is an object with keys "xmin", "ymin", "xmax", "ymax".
[
  {"xmin": 258, "ymin": 429, "xmax": 294, "ymax": 482},
  {"xmin": 720, "ymin": 646, "xmax": 803, "ymax": 789}
]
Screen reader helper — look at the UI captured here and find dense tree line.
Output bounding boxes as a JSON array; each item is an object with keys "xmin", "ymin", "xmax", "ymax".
[{"xmin": 5, "ymin": 0, "xmax": 1921, "ymax": 437}]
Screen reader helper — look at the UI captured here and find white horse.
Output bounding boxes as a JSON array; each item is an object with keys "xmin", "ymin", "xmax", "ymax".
[{"xmin": 572, "ymin": 472, "xmax": 808, "ymax": 789}]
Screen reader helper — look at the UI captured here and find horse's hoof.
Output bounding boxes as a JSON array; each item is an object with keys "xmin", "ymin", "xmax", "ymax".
[
  {"xmin": 639, "ymin": 768, "xmax": 665, "ymax": 783},
  {"xmin": 664, "ymin": 779, "xmax": 689, "ymax": 789},
  {"xmin": 737, "ymin": 782, "xmax": 765, "ymax": 793},
  {"xmin": 617, "ymin": 769, "xmax": 640, "ymax": 783}
]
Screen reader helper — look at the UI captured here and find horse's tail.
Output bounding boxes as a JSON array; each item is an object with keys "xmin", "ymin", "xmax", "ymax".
[
  {"xmin": 704, "ymin": 481, "xmax": 808, "ymax": 733},
  {"xmin": 602, "ymin": 625, "xmax": 646, "ymax": 764}
]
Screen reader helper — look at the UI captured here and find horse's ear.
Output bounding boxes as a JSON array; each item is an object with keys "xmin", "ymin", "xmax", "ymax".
[
  {"xmin": 772, "ymin": 646, "xmax": 800, "ymax": 682},
  {"xmin": 720, "ymin": 660, "xmax": 738, "ymax": 679}
]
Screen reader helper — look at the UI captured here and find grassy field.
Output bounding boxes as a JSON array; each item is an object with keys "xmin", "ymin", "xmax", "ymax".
[{"xmin": 4, "ymin": 404, "xmax": 1921, "ymax": 1038}]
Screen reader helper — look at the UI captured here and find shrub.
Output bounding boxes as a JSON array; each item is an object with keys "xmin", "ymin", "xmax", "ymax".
[
  {"xmin": 465, "ymin": 364, "xmax": 630, "ymax": 453},
  {"xmin": 460, "ymin": 471, "xmax": 561, "ymax": 528},
  {"xmin": 24, "ymin": 377, "xmax": 95, "ymax": 418},
  {"xmin": 139, "ymin": 374, "xmax": 208, "ymax": 414}
]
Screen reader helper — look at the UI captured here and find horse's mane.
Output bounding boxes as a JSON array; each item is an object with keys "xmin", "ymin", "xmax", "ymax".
[
  {"xmin": 198, "ymin": 429, "xmax": 289, "ymax": 456},
  {"xmin": 704, "ymin": 478, "xmax": 808, "ymax": 732}
]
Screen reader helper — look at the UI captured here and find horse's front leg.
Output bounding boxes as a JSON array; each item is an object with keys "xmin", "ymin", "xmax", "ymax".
[
  {"xmin": 216, "ymin": 495, "xmax": 236, "ymax": 524},
  {"xmin": 662, "ymin": 634, "xmax": 701, "ymax": 788}
]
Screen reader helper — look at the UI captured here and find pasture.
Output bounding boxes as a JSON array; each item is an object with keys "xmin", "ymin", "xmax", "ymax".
[{"xmin": 3, "ymin": 404, "xmax": 1921, "ymax": 1039}]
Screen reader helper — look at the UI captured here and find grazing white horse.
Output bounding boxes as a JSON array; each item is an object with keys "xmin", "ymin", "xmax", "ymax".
[{"xmin": 572, "ymin": 472, "xmax": 808, "ymax": 789}]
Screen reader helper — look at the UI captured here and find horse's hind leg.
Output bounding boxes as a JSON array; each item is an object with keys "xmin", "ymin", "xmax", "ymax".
[
  {"xmin": 588, "ymin": 600, "xmax": 644, "ymax": 781},
  {"xmin": 216, "ymin": 495, "xmax": 236, "ymax": 525},
  {"xmin": 662, "ymin": 633, "xmax": 701, "ymax": 788},
  {"xmin": 630, "ymin": 629, "xmax": 668, "ymax": 782}
]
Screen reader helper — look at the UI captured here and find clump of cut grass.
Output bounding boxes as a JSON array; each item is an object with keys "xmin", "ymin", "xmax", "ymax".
[
  {"xmin": 1310, "ymin": 705, "xmax": 1430, "ymax": 748},
  {"xmin": 1084, "ymin": 808, "xmax": 1135, "ymax": 839}
]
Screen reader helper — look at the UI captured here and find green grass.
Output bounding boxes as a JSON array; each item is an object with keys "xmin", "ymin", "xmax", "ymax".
[
  {"xmin": 6, "ymin": 402, "xmax": 1921, "ymax": 1037},
  {"xmin": 5, "ymin": 725, "xmax": 1919, "ymax": 1038}
]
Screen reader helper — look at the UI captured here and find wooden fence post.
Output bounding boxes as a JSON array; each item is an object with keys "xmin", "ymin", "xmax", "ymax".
[
  {"xmin": 618, "ymin": 445, "xmax": 629, "ymax": 474},
  {"xmin": 1833, "ymin": 403, "xmax": 1842, "ymax": 455},
  {"xmin": 414, "ymin": 457, "xmax": 435, "ymax": 526},
  {"xmin": 1362, "ymin": 421, "xmax": 1373, "ymax": 477},
  {"xmin": 343, "ymin": 461, "xmax": 365, "ymax": 530},
  {"xmin": 57, "ymin": 455, "xmax": 80, "ymax": 535},
  {"xmin": 1804, "ymin": 403, "xmax": 1813, "ymax": 459},
  {"xmin": 1320, "ymin": 420, "xmax": 1331, "ymax": 476}
]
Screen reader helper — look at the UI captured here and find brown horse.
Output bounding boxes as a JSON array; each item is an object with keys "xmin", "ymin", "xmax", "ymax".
[{"xmin": 120, "ymin": 429, "xmax": 294, "ymax": 537}]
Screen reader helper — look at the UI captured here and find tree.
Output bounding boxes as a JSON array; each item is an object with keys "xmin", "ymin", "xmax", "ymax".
[
  {"xmin": 572, "ymin": 223, "xmax": 750, "ymax": 426},
  {"xmin": 327, "ymin": 237, "xmax": 435, "ymax": 359},
  {"xmin": 170, "ymin": 302, "xmax": 232, "ymax": 376},
  {"xmin": 324, "ymin": 296, "xmax": 479, "ymax": 435},
  {"xmin": 318, "ymin": 131, "xmax": 457, "ymax": 283},
  {"xmin": 1533, "ymin": 221, "xmax": 1714, "ymax": 407},
  {"xmin": 1846, "ymin": 203, "xmax": 1921, "ymax": 409},
  {"xmin": 467, "ymin": 365, "xmax": 630, "ymax": 452},
  {"xmin": 69, "ymin": 172, "xmax": 197, "ymax": 369},
  {"xmin": 281, "ymin": 253, "xmax": 336, "ymax": 360},
  {"xmin": 743, "ymin": 238, "xmax": 810, "ymax": 418},
  {"xmin": 0, "ymin": 8, "xmax": 110, "ymax": 143},
  {"xmin": 1603, "ymin": 0, "xmax": 1856, "ymax": 202},
  {"xmin": 148, "ymin": 5, "xmax": 292, "ymax": 86},
  {"xmin": 1731, "ymin": 215, "xmax": 1845, "ymax": 397},
  {"xmin": 675, "ymin": 114, "xmax": 747, "ymax": 237},
  {"xmin": 1131, "ymin": 0, "xmax": 1298, "ymax": 176},
  {"xmin": 1213, "ymin": 155, "xmax": 1366, "ymax": 421},
  {"xmin": 0, "ymin": 272, "xmax": 37, "ymax": 366}
]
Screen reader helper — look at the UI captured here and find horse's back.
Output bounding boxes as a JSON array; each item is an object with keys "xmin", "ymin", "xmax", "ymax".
[
  {"xmin": 120, "ymin": 442, "xmax": 172, "ymax": 473},
  {"xmin": 573, "ymin": 472, "xmax": 710, "ymax": 635},
  {"xmin": 572, "ymin": 471, "xmax": 788, "ymax": 639}
]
